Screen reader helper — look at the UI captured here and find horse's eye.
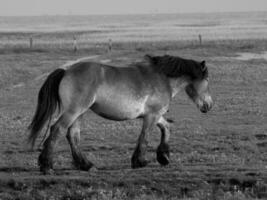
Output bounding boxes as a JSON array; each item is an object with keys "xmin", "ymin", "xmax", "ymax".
[{"xmin": 185, "ymin": 84, "xmax": 196, "ymax": 98}]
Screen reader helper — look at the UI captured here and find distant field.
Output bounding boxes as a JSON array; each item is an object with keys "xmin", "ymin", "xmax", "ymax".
[
  {"xmin": 1, "ymin": 12, "xmax": 267, "ymax": 48},
  {"xmin": 0, "ymin": 12, "xmax": 267, "ymax": 200}
]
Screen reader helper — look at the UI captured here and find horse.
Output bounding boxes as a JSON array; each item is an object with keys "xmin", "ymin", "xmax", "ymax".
[{"xmin": 28, "ymin": 54, "xmax": 213, "ymax": 174}]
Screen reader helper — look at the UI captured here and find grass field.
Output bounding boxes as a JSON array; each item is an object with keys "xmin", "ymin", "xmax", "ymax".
[{"xmin": 0, "ymin": 13, "xmax": 267, "ymax": 199}]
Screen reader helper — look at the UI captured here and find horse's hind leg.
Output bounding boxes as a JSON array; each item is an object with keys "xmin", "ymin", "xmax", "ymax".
[
  {"xmin": 131, "ymin": 114, "xmax": 158, "ymax": 169},
  {"xmin": 66, "ymin": 118, "xmax": 93, "ymax": 171},
  {"xmin": 38, "ymin": 110, "xmax": 81, "ymax": 174},
  {"xmin": 156, "ymin": 117, "xmax": 170, "ymax": 166}
]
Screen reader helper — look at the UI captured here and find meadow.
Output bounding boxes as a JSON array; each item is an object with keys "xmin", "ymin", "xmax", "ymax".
[{"xmin": 0, "ymin": 12, "xmax": 266, "ymax": 199}]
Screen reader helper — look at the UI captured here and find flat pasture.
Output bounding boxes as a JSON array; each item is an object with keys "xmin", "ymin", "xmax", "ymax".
[{"xmin": 0, "ymin": 12, "xmax": 266, "ymax": 199}]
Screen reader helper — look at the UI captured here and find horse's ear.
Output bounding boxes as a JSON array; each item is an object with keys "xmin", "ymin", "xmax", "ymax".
[{"xmin": 200, "ymin": 60, "xmax": 206, "ymax": 71}]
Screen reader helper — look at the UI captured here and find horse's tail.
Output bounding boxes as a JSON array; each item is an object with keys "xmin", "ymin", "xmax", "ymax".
[{"xmin": 28, "ymin": 68, "xmax": 65, "ymax": 149}]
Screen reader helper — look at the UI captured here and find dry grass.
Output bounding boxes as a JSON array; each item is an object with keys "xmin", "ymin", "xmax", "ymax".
[
  {"xmin": 0, "ymin": 39, "xmax": 266, "ymax": 199},
  {"xmin": 0, "ymin": 12, "xmax": 267, "ymax": 199}
]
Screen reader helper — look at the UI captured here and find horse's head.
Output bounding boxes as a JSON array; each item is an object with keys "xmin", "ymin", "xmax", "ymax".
[
  {"xmin": 185, "ymin": 61, "xmax": 213, "ymax": 113},
  {"xmin": 145, "ymin": 54, "xmax": 213, "ymax": 113}
]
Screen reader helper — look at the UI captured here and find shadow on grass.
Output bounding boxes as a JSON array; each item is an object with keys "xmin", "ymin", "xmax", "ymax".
[{"xmin": 0, "ymin": 166, "xmax": 35, "ymax": 172}]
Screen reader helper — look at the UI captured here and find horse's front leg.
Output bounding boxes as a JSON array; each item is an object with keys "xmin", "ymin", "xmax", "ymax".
[
  {"xmin": 131, "ymin": 115, "xmax": 158, "ymax": 168},
  {"xmin": 156, "ymin": 116, "xmax": 171, "ymax": 166}
]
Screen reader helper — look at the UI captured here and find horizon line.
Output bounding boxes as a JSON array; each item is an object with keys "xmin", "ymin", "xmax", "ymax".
[{"xmin": 0, "ymin": 10, "xmax": 267, "ymax": 17}]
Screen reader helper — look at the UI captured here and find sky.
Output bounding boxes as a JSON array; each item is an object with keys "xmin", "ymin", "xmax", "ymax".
[{"xmin": 0, "ymin": 0, "xmax": 267, "ymax": 16}]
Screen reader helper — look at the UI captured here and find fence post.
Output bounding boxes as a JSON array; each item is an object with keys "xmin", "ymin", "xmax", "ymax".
[
  {"xmin": 73, "ymin": 36, "xmax": 77, "ymax": 52},
  {"xmin": 29, "ymin": 37, "xmax": 33, "ymax": 49},
  {"xmin": 198, "ymin": 34, "xmax": 202, "ymax": 46},
  {"xmin": 108, "ymin": 38, "xmax": 112, "ymax": 53}
]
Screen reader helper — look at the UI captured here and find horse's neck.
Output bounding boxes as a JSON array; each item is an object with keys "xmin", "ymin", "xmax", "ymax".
[{"xmin": 168, "ymin": 77, "xmax": 188, "ymax": 98}]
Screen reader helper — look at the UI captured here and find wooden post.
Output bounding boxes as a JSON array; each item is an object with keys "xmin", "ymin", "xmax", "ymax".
[
  {"xmin": 108, "ymin": 38, "xmax": 112, "ymax": 52},
  {"xmin": 198, "ymin": 34, "xmax": 202, "ymax": 46},
  {"xmin": 29, "ymin": 37, "xmax": 33, "ymax": 49},
  {"xmin": 73, "ymin": 36, "xmax": 77, "ymax": 52}
]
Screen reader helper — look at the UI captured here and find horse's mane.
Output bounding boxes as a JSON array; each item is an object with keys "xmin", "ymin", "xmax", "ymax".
[{"xmin": 145, "ymin": 54, "xmax": 208, "ymax": 80}]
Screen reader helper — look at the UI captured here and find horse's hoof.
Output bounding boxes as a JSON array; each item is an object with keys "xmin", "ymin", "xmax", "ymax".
[
  {"xmin": 73, "ymin": 158, "xmax": 94, "ymax": 171},
  {"xmin": 157, "ymin": 143, "xmax": 170, "ymax": 166},
  {"xmin": 79, "ymin": 164, "xmax": 94, "ymax": 171},
  {"xmin": 38, "ymin": 158, "xmax": 54, "ymax": 175},
  {"xmin": 157, "ymin": 152, "xmax": 170, "ymax": 166},
  {"xmin": 38, "ymin": 152, "xmax": 54, "ymax": 172},
  {"xmin": 131, "ymin": 159, "xmax": 149, "ymax": 169},
  {"xmin": 75, "ymin": 162, "xmax": 94, "ymax": 171},
  {"xmin": 40, "ymin": 168, "xmax": 54, "ymax": 175}
]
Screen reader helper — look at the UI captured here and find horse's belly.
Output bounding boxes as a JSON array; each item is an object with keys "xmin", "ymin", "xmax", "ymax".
[{"xmin": 91, "ymin": 95, "xmax": 147, "ymax": 120}]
